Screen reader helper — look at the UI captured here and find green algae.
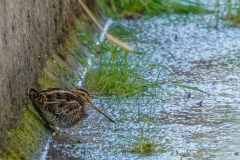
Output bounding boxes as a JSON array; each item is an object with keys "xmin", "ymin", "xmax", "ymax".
[
  {"xmin": 0, "ymin": 73, "xmax": 57, "ymax": 159},
  {"xmin": 65, "ymin": 39, "xmax": 88, "ymax": 68},
  {"xmin": 39, "ymin": 72, "xmax": 59, "ymax": 89},
  {"xmin": 0, "ymin": 102, "xmax": 49, "ymax": 160}
]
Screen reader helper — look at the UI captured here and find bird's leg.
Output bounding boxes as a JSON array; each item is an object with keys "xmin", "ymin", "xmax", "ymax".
[{"xmin": 53, "ymin": 126, "xmax": 60, "ymax": 135}]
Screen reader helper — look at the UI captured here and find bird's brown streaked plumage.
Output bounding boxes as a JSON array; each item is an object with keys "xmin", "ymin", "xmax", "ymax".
[{"xmin": 27, "ymin": 88, "xmax": 115, "ymax": 134}]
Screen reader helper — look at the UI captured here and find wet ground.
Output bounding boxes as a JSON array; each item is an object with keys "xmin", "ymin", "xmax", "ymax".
[{"xmin": 42, "ymin": 5, "xmax": 240, "ymax": 160}]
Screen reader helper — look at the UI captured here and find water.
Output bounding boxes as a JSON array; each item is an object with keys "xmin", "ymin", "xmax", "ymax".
[{"xmin": 42, "ymin": 12, "xmax": 240, "ymax": 160}]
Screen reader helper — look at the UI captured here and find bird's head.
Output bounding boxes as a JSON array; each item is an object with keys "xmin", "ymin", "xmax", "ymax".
[{"xmin": 72, "ymin": 89, "xmax": 116, "ymax": 124}]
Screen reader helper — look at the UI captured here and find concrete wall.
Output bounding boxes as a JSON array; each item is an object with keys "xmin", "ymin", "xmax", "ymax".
[{"xmin": 0, "ymin": 0, "xmax": 96, "ymax": 153}]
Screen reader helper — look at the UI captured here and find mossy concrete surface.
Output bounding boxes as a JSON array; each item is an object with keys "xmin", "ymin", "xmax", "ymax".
[
  {"xmin": 0, "ymin": 29, "xmax": 96, "ymax": 159},
  {"xmin": 0, "ymin": 33, "xmax": 94, "ymax": 160},
  {"xmin": 0, "ymin": 103, "xmax": 49, "ymax": 160},
  {"xmin": 0, "ymin": 0, "xmax": 98, "ymax": 159}
]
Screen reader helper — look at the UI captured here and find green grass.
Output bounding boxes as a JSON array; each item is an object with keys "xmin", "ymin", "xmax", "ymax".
[
  {"xmin": 97, "ymin": 0, "xmax": 211, "ymax": 19},
  {"xmin": 83, "ymin": 50, "xmax": 166, "ymax": 97},
  {"xmin": 81, "ymin": 35, "xmax": 178, "ymax": 97}
]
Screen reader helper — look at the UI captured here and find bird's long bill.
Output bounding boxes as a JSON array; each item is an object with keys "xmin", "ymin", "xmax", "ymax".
[{"xmin": 89, "ymin": 102, "xmax": 116, "ymax": 124}]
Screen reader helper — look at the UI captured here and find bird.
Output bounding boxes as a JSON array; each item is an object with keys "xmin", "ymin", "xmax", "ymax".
[{"xmin": 27, "ymin": 88, "xmax": 115, "ymax": 134}]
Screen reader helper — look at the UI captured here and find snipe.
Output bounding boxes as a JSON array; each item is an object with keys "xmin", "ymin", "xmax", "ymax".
[{"xmin": 27, "ymin": 88, "xmax": 115, "ymax": 134}]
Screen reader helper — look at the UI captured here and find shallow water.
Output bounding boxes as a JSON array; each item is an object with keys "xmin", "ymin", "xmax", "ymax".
[{"xmin": 42, "ymin": 10, "xmax": 240, "ymax": 160}]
